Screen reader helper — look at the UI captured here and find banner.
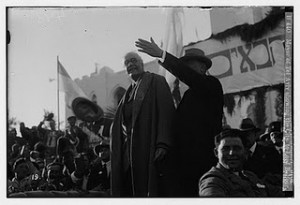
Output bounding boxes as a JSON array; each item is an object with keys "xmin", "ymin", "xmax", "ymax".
[{"xmin": 186, "ymin": 20, "xmax": 285, "ymax": 94}]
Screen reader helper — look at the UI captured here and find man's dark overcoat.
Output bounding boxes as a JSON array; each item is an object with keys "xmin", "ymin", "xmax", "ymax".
[
  {"xmin": 244, "ymin": 143, "xmax": 283, "ymax": 184},
  {"xmin": 111, "ymin": 72, "xmax": 175, "ymax": 196},
  {"xmin": 160, "ymin": 53, "xmax": 224, "ymax": 196}
]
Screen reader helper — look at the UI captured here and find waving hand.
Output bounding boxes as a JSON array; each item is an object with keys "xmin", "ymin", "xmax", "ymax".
[{"xmin": 135, "ymin": 37, "xmax": 163, "ymax": 58}]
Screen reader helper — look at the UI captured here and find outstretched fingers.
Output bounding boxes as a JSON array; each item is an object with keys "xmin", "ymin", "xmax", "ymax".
[
  {"xmin": 135, "ymin": 41, "xmax": 151, "ymax": 51},
  {"xmin": 137, "ymin": 38, "xmax": 150, "ymax": 44}
]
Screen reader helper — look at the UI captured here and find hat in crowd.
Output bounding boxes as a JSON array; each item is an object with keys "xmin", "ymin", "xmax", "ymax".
[
  {"xmin": 34, "ymin": 142, "xmax": 46, "ymax": 152},
  {"xmin": 72, "ymin": 97, "xmax": 104, "ymax": 122},
  {"xmin": 30, "ymin": 151, "xmax": 41, "ymax": 163},
  {"xmin": 180, "ymin": 48, "xmax": 212, "ymax": 69},
  {"xmin": 11, "ymin": 143, "xmax": 20, "ymax": 153},
  {"xmin": 259, "ymin": 121, "xmax": 282, "ymax": 141},
  {"xmin": 239, "ymin": 118, "xmax": 260, "ymax": 132},
  {"xmin": 94, "ymin": 141, "xmax": 110, "ymax": 156},
  {"xmin": 13, "ymin": 158, "xmax": 28, "ymax": 171},
  {"xmin": 67, "ymin": 116, "xmax": 77, "ymax": 121},
  {"xmin": 47, "ymin": 162, "xmax": 64, "ymax": 171},
  {"xmin": 268, "ymin": 121, "xmax": 282, "ymax": 133},
  {"xmin": 259, "ymin": 132, "xmax": 270, "ymax": 141}
]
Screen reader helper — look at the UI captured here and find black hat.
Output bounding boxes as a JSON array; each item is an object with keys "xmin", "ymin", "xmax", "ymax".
[
  {"xmin": 180, "ymin": 48, "xmax": 212, "ymax": 69},
  {"xmin": 13, "ymin": 158, "xmax": 28, "ymax": 171},
  {"xmin": 47, "ymin": 162, "xmax": 64, "ymax": 171},
  {"xmin": 72, "ymin": 97, "xmax": 103, "ymax": 122},
  {"xmin": 239, "ymin": 118, "xmax": 260, "ymax": 132},
  {"xmin": 259, "ymin": 133, "xmax": 270, "ymax": 141},
  {"xmin": 67, "ymin": 116, "xmax": 77, "ymax": 121},
  {"xmin": 268, "ymin": 121, "xmax": 282, "ymax": 133},
  {"xmin": 94, "ymin": 141, "xmax": 110, "ymax": 156}
]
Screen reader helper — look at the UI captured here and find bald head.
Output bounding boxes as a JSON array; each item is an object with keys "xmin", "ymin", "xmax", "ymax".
[{"xmin": 124, "ymin": 52, "xmax": 144, "ymax": 81}]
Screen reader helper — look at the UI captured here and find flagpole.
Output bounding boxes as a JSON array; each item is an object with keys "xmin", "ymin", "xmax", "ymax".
[{"xmin": 57, "ymin": 56, "xmax": 60, "ymax": 130}]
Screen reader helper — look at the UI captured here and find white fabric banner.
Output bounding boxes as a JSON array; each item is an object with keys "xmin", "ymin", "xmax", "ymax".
[{"xmin": 186, "ymin": 21, "xmax": 285, "ymax": 94}]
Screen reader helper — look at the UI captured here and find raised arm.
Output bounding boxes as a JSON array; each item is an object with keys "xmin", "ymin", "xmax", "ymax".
[{"xmin": 135, "ymin": 38, "xmax": 214, "ymax": 91}]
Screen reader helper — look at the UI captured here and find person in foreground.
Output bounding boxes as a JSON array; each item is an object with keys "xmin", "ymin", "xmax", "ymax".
[
  {"xmin": 199, "ymin": 129, "xmax": 284, "ymax": 197},
  {"xmin": 111, "ymin": 52, "xmax": 175, "ymax": 197},
  {"xmin": 135, "ymin": 38, "xmax": 224, "ymax": 196}
]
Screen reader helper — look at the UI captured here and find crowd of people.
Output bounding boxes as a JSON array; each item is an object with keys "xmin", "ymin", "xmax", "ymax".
[
  {"xmin": 7, "ymin": 39, "xmax": 289, "ymax": 197},
  {"xmin": 7, "ymin": 113, "xmax": 112, "ymax": 196}
]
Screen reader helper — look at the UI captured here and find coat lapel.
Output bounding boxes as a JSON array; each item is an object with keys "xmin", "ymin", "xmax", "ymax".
[{"xmin": 132, "ymin": 72, "xmax": 153, "ymax": 128}]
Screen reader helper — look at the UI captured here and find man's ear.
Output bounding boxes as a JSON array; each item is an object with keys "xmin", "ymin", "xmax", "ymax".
[{"xmin": 214, "ymin": 148, "xmax": 218, "ymax": 157}]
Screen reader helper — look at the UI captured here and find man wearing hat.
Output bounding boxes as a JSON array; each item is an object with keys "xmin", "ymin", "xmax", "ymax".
[
  {"xmin": 92, "ymin": 141, "xmax": 111, "ymax": 191},
  {"xmin": 135, "ymin": 38, "xmax": 224, "ymax": 196},
  {"xmin": 239, "ymin": 118, "xmax": 282, "ymax": 184},
  {"xmin": 71, "ymin": 141, "xmax": 110, "ymax": 192},
  {"xmin": 269, "ymin": 121, "xmax": 283, "ymax": 155},
  {"xmin": 111, "ymin": 51, "xmax": 175, "ymax": 197},
  {"xmin": 72, "ymin": 97, "xmax": 104, "ymax": 149}
]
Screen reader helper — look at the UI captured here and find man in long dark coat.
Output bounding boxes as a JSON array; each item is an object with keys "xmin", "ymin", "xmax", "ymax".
[
  {"xmin": 136, "ymin": 38, "xmax": 224, "ymax": 196},
  {"xmin": 111, "ymin": 52, "xmax": 175, "ymax": 197}
]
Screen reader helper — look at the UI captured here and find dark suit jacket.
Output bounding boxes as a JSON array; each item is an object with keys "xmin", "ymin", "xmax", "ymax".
[
  {"xmin": 199, "ymin": 163, "xmax": 284, "ymax": 197},
  {"xmin": 244, "ymin": 143, "xmax": 283, "ymax": 179},
  {"xmin": 87, "ymin": 160, "xmax": 110, "ymax": 191},
  {"xmin": 159, "ymin": 53, "xmax": 224, "ymax": 194}
]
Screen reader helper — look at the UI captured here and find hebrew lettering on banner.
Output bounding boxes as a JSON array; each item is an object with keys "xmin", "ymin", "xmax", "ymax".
[{"xmin": 188, "ymin": 20, "xmax": 285, "ymax": 94}]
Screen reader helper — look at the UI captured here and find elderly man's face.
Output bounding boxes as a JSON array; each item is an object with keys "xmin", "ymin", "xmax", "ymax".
[
  {"xmin": 215, "ymin": 137, "xmax": 246, "ymax": 172},
  {"xmin": 124, "ymin": 53, "xmax": 144, "ymax": 80}
]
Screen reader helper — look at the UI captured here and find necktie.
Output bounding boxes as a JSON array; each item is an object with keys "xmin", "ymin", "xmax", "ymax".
[{"xmin": 128, "ymin": 84, "xmax": 137, "ymax": 102}]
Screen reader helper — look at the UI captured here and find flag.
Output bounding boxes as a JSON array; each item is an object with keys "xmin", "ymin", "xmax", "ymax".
[
  {"xmin": 161, "ymin": 8, "xmax": 212, "ymax": 106},
  {"xmin": 160, "ymin": 8, "xmax": 184, "ymax": 87},
  {"xmin": 160, "ymin": 8, "xmax": 184, "ymax": 106},
  {"xmin": 58, "ymin": 60, "xmax": 88, "ymax": 121}
]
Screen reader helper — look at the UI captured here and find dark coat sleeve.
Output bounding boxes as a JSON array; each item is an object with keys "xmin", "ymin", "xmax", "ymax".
[
  {"xmin": 199, "ymin": 174, "xmax": 228, "ymax": 197},
  {"xmin": 160, "ymin": 52, "xmax": 216, "ymax": 92},
  {"xmin": 160, "ymin": 52, "xmax": 224, "ymax": 133}
]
